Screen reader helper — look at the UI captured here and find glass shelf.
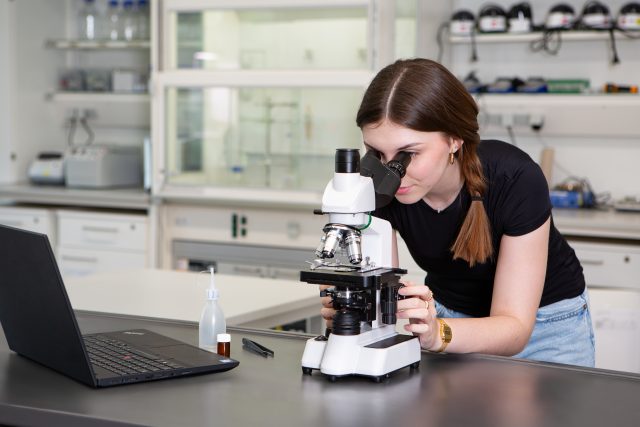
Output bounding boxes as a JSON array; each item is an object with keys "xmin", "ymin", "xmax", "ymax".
[{"xmin": 45, "ymin": 39, "xmax": 151, "ymax": 50}]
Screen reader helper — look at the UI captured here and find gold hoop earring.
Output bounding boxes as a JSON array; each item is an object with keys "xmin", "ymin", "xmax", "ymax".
[{"xmin": 449, "ymin": 152, "xmax": 455, "ymax": 165}]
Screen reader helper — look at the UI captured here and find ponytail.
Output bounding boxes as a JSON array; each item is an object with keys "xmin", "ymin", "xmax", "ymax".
[{"xmin": 450, "ymin": 147, "xmax": 493, "ymax": 267}]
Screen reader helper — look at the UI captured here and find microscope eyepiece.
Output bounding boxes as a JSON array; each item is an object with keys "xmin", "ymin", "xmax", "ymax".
[
  {"xmin": 386, "ymin": 151, "xmax": 411, "ymax": 179},
  {"xmin": 335, "ymin": 148, "xmax": 360, "ymax": 173}
]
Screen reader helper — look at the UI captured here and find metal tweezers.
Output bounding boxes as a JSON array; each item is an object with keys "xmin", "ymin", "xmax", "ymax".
[{"xmin": 242, "ymin": 338, "xmax": 275, "ymax": 357}]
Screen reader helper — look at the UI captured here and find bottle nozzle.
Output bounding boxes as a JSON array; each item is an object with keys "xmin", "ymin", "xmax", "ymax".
[{"xmin": 206, "ymin": 266, "xmax": 219, "ymax": 300}]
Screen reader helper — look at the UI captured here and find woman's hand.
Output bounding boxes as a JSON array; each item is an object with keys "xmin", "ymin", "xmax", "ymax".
[
  {"xmin": 397, "ymin": 281, "xmax": 440, "ymax": 351},
  {"xmin": 319, "ymin": 285, "xmax": 335, "ymax": 328}
]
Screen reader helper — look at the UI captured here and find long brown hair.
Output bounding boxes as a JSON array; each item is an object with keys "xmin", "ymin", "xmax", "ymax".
[{"xmin": 356, "ymin": 58, "xmax": 492, "ymax": 267}]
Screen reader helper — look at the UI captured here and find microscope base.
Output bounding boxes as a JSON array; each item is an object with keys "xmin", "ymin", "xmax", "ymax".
[{"xmin": 301, "ymin": 326, "xmax": 421, "ymax": 381}]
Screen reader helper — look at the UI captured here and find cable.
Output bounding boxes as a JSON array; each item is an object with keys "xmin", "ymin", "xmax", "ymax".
[
  {"xmin": 470, "ymin": 26, "xmax": 478, "ymax": 62},
  {"xmin": 436, "ymin": 21, "xmax": 448, "ymax": 63},
  {"xmin": 67, "ymin": 111, "xmax": 78, "ymax": 148},
  {"xmin": 609, "ymin": 28, "xmax": 620, "ymax": 64},
  {"xmin": 79, "ymin": 115, "xmax": 95, "ymax": 146},
  {"xmin": 530, "ymin": 29, "xmax": 563, "ymax": 55},
  {"xmin": 506, "ymin": 125, "xmax": 517, "ymax": 147}
]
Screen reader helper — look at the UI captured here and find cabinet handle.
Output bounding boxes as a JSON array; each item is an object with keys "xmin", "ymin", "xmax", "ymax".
[
  {"xmin": 580, "ymin": 259, "xmax": 605, "ymax": 266},
  {"xmin": 82, "ymin": 226, "xmax": 118, "ymax": 234},
  {"xmin": 62, "ymin": 255, "xmax": 98, "ymax": 264}
]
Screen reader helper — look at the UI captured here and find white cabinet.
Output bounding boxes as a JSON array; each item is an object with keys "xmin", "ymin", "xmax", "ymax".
[
  {"xmin": 57, "ymin": 210, "xmax": 148, "ymax": 277},
  {"xmin": 571, "ymin": 241, "xmax": 640, "ymax": 290},
  {"xmin": 570, "ymin": 239, "xmax": 640, "ymax": 373},
  {"xmin": 0, "ymin": 206, "xmax": 57, "ymax": 243}
]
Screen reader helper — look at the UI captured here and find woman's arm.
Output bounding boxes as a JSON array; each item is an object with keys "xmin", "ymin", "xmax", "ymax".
[{"xmin": 398, "ymin": 217, "xmax": 550, "ymax": 355}]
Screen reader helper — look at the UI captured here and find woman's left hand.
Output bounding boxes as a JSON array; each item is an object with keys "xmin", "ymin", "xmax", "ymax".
[{"xmin": 397, "ymin": 281, "xmax": 439, "ymax": 350}]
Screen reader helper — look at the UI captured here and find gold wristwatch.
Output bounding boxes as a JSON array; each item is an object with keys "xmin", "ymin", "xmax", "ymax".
[{"xmin": 435, "ymin": 318, "xmax": 452, "ymax": 353}]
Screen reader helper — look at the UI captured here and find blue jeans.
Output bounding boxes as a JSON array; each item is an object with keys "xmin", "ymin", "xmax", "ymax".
[{"xmin": 434, "ymin": 289, "xmax": 595, "ymax": 367}]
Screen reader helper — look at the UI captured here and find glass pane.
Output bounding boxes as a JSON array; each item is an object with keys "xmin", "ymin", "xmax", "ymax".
[
  {"xmin": 395, "ymin": 0, "xmax": 417, "ymax": 60},
  {"xmin": 170, "ymin": 7, "xmax": 369, "ymax": 70},
  {"xmin": 165, "ymin": 86, "xmax": 364, "ymax": 191}
]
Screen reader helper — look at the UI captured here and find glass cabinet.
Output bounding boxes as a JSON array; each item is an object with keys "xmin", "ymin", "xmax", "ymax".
[
  {"xmin": 168, "ymin": 5, "xmax": 370, "ymax": 70},
  {"xmin": 154, "ymin": 0, "xmax": 419, "ymax": 196},
  {"xmin": 165, "ymin": 85, "xmax": 364, "ymax": 191}
]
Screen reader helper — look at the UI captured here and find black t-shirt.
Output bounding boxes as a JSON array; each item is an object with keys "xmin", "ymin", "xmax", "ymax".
[{"xmin": 374, "ymin": 139, "xmax": 585, "ymax": 317}]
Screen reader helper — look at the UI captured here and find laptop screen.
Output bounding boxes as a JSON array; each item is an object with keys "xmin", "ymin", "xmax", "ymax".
[{"xmin": 0, "ymin": 225, "xmax": 96, "ymax": 386}]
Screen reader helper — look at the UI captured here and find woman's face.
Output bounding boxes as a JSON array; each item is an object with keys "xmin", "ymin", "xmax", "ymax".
[{"xmin": 362, "ymin": 119, "xmax": 461, "ymax": 205}]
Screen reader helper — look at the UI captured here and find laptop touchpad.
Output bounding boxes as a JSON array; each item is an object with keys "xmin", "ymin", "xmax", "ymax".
[{"xmin": 158, "ymin": 345, "xmax": 225, "ymax": 365}]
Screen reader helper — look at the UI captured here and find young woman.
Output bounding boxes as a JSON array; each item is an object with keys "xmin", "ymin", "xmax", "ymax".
[{"xmin": 320, "ymin": 58, "xmax": 594, "ymax": 366}]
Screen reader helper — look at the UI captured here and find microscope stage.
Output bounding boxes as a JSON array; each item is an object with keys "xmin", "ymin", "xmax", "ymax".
[{"xmin": 300, "ymin": 267, "xmax": 406, "ymax": 289}]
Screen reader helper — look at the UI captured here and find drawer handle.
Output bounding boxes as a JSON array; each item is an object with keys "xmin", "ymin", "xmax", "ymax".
[
  {"xmin": 62, "ymin": 255, "xmax": 98, "ymax": 264},
  {"xmin": 82, "ymin": 226, "xmax": 118, "ymax": 234},
  {"xmin": 580, "ymin": 259, "xmax": 605, "ymax": 266}
]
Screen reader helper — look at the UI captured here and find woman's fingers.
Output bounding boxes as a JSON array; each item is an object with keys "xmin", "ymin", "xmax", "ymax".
[
  {"xmin": 404, "ymin": 322, "xmax": 431, "ymax": 335},
  {"xmin": 320, "ymin": 307, "xmax": 335, "ymax": 320}
]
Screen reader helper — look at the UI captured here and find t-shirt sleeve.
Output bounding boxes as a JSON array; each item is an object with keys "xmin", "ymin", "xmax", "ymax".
[{"xmin": 499, "ymin": 161, "xmax": 551, "ymax": 237}]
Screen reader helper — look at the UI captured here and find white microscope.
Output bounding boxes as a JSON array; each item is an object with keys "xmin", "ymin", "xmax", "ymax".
[{"xmin": 300, "ymin": 148, "xmax": 421, "ymax": 382}]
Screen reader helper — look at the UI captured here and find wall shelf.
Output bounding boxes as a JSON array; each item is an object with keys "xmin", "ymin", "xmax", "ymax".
[
  {"xmin": 46, "ymin": 92, "xmax": 150, "ymax": 103},
  {"xmin": 45, "ymin": 39, "xmax": 151, "ymax": 50},
  {"xmin": 449, "ymin": 30, "xmax": 636, "ymax": 45}
]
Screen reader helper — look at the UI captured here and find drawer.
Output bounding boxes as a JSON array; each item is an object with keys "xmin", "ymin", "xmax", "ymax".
[
  {"xmin": 58, "ymin": 210, "xmax": 147, "ymax": 251},
  {"xmin": 57, "ymin": 246, "xmax": 146, "ymax": 278},
  {"xmin": 0, "ymin": 207, "xmax": 56, "ymax": 240},
  {"xmin": 569, "ymin": 241, "xmax": 640, "ymax": 290}
]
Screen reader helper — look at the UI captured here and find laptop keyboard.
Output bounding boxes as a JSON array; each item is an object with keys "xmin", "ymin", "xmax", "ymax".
[{"xmin": 84, "ymin": 335, "xmax": 185, "ymax": 377}]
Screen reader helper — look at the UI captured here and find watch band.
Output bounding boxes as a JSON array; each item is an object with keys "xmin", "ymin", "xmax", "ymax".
[{"xmin": 436, "ymin": 318, "xmax": 452, "ymax": 353}]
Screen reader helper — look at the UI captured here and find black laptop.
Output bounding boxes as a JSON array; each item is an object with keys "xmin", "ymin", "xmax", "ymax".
[{"xmin": 0, "ymin": 224, "xmax": 239, "ymax": 387}]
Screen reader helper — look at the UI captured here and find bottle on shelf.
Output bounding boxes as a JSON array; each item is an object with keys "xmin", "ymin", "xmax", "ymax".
[
  {"xmin": 78, "ymin": 0, "xmax": 102, "ymax": 40},
  {"xmin": 121, "ymin": 0, "xmax": 137, "ymax": 41},
  {"xmin": 198, "ymin": 267, "xmax": 226, "ymax": 353},
  {"xmin": 106, "ymin": 0, "xmax": 121, "ymax": 41},
  {"xmin": 137, "ymin": 0, "xmax": 150, "ymax": 40}
]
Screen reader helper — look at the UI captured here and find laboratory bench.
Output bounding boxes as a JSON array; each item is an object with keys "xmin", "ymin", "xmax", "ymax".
[{"xmin": 1, "ymin": 311, "xmax": 640, "ymax": 427}]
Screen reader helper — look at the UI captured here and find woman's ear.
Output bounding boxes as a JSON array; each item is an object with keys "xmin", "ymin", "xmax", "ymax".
[{"xmin": 449, "ymin": 137, "xmax": 464, "ymax": 153}]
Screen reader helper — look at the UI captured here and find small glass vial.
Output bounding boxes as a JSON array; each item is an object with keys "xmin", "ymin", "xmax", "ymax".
[{"xmin": 217, "ymin": 333, "xmax": 231, "ymax": 357}]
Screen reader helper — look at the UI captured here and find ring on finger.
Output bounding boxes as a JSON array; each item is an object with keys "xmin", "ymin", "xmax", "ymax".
[
  {"xmin": 424, "ymin": 299, "xmax": 429, "ymax": 310},
  {"xmin": 425, "ymin": 290, "xmax": 434, "ymax": 302}
]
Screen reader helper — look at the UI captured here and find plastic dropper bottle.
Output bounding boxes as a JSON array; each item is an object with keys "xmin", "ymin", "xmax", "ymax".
[{"xmin": 198, "ymin": 267, "xmax": 226, "ymax": 353}]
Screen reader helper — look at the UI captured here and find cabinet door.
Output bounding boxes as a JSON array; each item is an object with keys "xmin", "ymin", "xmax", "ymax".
[
  {"xmin": 164, "ymin": 0, "xmax": 373, "ymax": 71},
  {"xmin": 57, "ymin": 246, "xmax": 146, "ymax": 278}
]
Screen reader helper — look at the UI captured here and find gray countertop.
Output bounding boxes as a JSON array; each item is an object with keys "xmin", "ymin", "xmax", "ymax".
[
  {"xmin": 1, "ymin": 312, "xmax": 640, "ymax": 427},
  {"xmin": 0, "ymin": 183, "xmax": 150, "ymax": 210}
]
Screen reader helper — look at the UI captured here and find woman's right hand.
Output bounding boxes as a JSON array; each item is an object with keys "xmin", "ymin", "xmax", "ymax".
[{"xmin": 319, "ymin": 285, "xmax": 335, "ymax": 328}]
